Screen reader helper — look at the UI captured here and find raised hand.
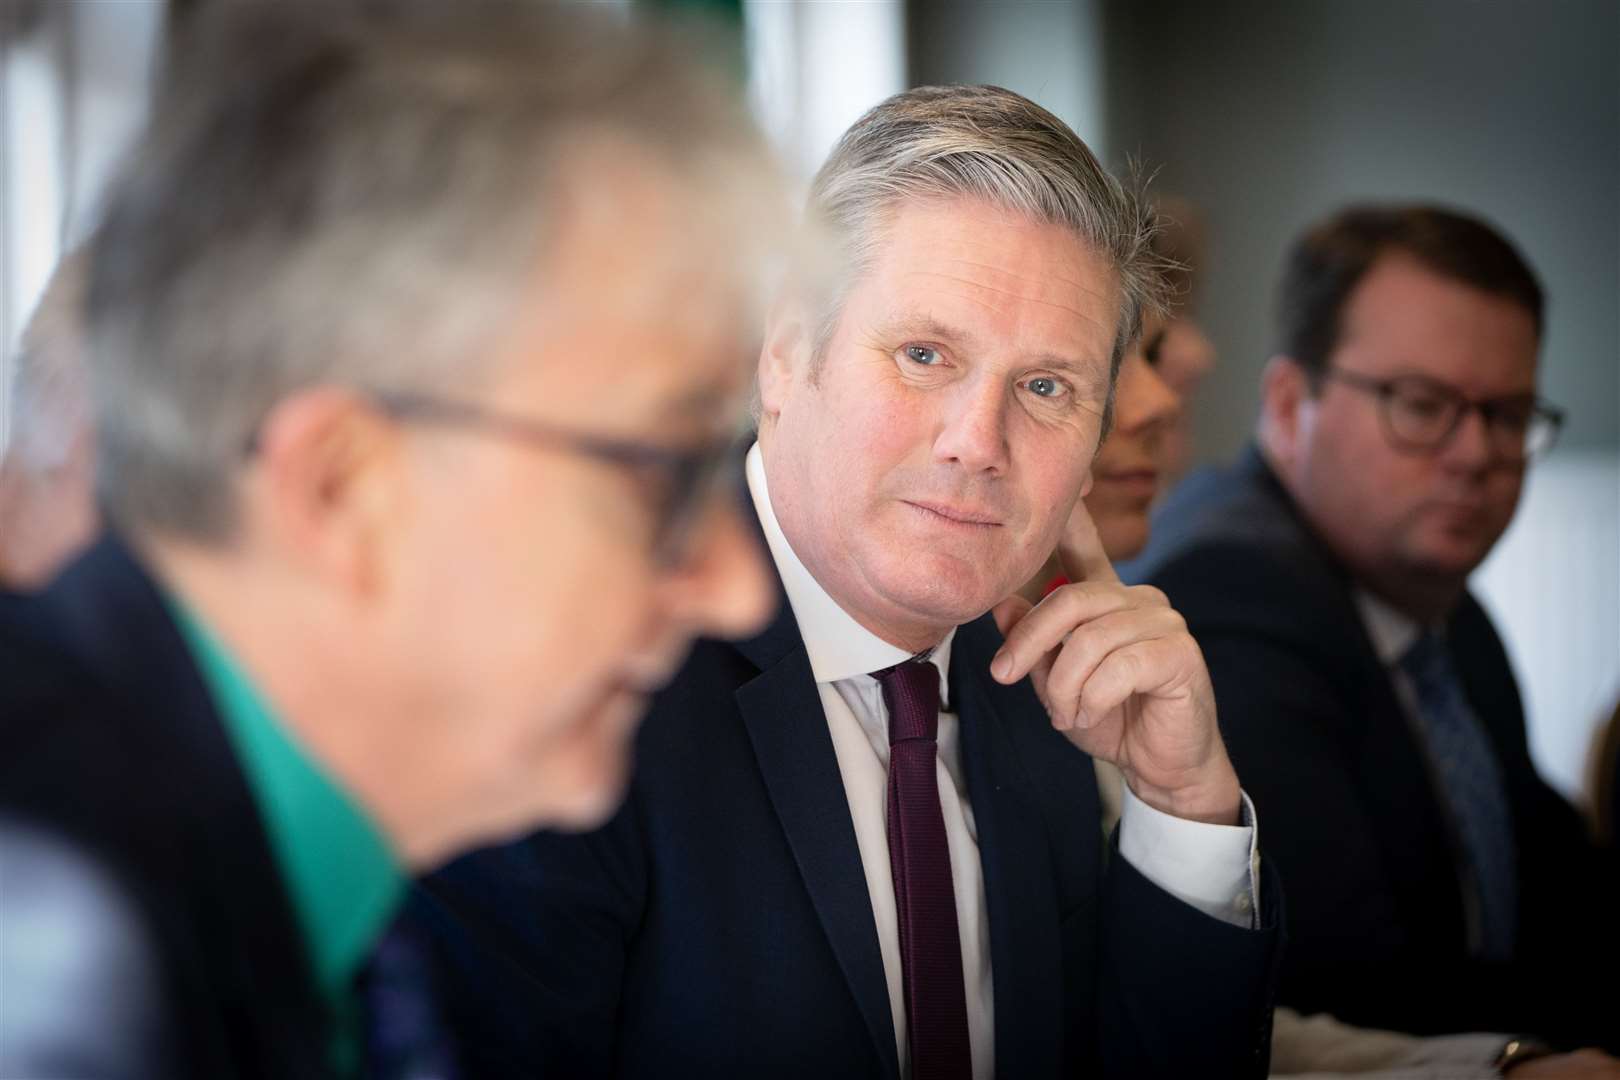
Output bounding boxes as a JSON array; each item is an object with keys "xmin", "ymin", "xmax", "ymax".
[{"xmin": 989, "ymin": 497, "xmax": 1241, "ymax": 826}]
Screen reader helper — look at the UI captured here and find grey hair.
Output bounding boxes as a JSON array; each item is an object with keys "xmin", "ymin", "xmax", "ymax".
[
  {"xmin": 88, "ymin": 1, "xmax": 782, "ymax": 541},
  {"xmin": 805, "ymin": 85, "xmax": 1168, "ymax": 437},
  {"xmin": 7, "ymin": 247, "xmax": 91, "ymax": 473}
]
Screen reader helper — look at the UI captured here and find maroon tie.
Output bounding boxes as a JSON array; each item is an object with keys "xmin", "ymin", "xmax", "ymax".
[{"xmin": 873, "ymin": 659, "xmax": 973, "ymax": 1080}]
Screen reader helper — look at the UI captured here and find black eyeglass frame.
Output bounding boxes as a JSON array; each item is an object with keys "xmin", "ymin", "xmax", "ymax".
[
  {"xmin": 368, "ymin": 389, "xmax": 747, "ymax": 566},
  {"xmin": 1321, "ymin": 368, "xmax": 1565, "ymax": 461}
]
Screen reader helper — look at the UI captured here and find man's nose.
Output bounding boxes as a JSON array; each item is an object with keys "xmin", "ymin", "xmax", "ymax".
[
  {"xmin": 932, "ymin": 376, "xmax": 1011, "ymax": 476},
  {"xmin": 1115, "ymin": 358, "xmax": 1182, "ymax": 437},
  {"xmin": 1440, "ymin": 403, "xmax": 1496, "ymax": 471}
]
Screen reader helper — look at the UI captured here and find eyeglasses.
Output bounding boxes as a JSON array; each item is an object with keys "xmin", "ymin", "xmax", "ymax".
[
  {"xmin": 370, "ymin": 389, "xmax": 746, "ymax": 566},
  {"xmin": 1322, "ymin": 369, "xmax": 1564, "ymax": 461}
]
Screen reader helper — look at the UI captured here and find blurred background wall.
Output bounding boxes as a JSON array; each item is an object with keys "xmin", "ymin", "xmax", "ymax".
[
  {"xmin": 3, "ymin": 0, "xmax": 1615, "ymax": 802},
  {"xmin": 1, "ymin": 0, "xmax": 162, "ymax": 443}
]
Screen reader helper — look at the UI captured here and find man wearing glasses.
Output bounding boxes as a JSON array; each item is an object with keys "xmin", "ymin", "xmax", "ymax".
[
  {"xmin": 0, "ymin": 4, "xmax": 783, "ymax": 1076},
  {"xmin": 1130, "ymin": 204, "xmax": 1618, "ymax": 1056}
]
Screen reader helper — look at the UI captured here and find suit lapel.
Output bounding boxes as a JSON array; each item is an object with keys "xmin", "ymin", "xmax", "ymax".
[
  {"xmin": 951, "ymin": 615, "xmax": 1066, "ymax": 1078},
  {"xmin": 42, "ymin": 535, "xmax": 335, "ymax": 1076},
  {"xmin": 735, "ymin": 600, "xmax": 900, "ymax": 1079},
  {"xmin": 1281, "ymin": 521, "xmax": 1471, "ymax": 952}
]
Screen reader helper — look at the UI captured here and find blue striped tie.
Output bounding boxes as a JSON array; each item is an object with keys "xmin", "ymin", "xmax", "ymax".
[
  {"xmin": 1400, "ymin": 631, "xmax": 1518, "ymax": 961},
  {"xmin": 359, "ymin": 916, "xmax": 460, "ymax": 1080}
]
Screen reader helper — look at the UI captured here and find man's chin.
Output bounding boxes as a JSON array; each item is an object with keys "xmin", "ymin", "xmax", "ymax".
[
  {"xmin": 510, "ymin": 688, "xmax": 646, "ymax": 832},
  {"xmin": 872, "ymin": 563, "xmax": 1015, "ymax": 630},
  {"xmin": 1410, "ymin": 526, "xmax": 1505, "ymax": 577}
]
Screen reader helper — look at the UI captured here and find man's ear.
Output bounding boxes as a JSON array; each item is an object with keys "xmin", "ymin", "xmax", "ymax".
[
  {"xmin": 250, "ymin": 387, "xmax": 404, "ymax": 600},
  {"xmin": 1259, "ymin": 355, "xmax": 1314, "ymax": 467},
  {"xmin": 756, "ymin": 293, "xmax": 815, "ymax": 421}
]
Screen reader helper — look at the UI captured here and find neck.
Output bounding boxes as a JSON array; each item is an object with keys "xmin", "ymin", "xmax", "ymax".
[
  {"xmin": 1256, "ymin": 442, "xmax": 1465, "ymax": 625},
  {"xmin": 142, "ymin": 534, "xmax": 441, "ymax": 867},
  {"xmin": 1355, "ymin": 568, "xmax": 1462, "ymax": 626}
]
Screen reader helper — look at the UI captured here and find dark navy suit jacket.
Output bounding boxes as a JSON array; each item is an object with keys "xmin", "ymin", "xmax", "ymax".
[
  {"xmin": 0, "ymin": 538, "xmax": 338, "ymax": 1078},
  {"xmin": 1125, "ymin": 446, "xmax": 1618, "ymax": 1050},
  {"xmin": 415, "ymin": 527, "xmax": 1284, "ymax": 1078}
]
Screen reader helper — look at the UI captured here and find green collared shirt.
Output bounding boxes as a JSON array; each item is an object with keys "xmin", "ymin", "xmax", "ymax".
[{"xmin": 171, "ymin": 601, "xmax": 405, "ymax": 1077}]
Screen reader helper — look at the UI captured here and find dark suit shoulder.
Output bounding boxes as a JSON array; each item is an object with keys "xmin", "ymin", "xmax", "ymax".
[
  {"xmin": 1126, "ymin": 449, "xmax": 1370, "ymax": 671},
  {"xmin": 0, "ymin": 539, "xmax": 336, "ymax": 1080}
]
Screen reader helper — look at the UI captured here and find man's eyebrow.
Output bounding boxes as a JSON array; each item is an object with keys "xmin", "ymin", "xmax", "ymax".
[{"xmin": 874, "ymin": 312, "xmax": 981, "ymax": 351}]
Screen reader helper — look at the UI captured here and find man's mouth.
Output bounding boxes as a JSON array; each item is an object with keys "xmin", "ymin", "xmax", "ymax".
[
  {"xmin": 1094, "ymin": 467, "xmax": 1159, "ymax": 497},
  {"xmin": 903, "ymin": 499, "xmax": 1004, "ymax": 527}
]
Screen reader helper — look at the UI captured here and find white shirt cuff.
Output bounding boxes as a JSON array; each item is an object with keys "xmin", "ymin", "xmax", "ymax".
[{"xmin": 1116, "ymin": 784, "xmax": 1261, "ymax": 928}]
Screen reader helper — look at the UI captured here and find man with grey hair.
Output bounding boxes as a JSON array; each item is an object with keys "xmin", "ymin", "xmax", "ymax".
[
  {"xmin": 0, "ymin": 248, "xmax": 98, "ymax": 589},
  {"xmin": 419, "ymin": 84, "xmax": 1282, "ymax": 1079},
  {"xmin": 0, "ymin": 3, "xmax": 786, "ymax": 1077}
]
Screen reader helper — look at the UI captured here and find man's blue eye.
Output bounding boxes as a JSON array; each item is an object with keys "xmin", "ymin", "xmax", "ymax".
[
  {"xmin": 1028, "ymin": 377, "xmax": 1061, "ymax": 398},
  {"xmin": 904, "ymin": 345, "xmax": 940, "ymax": 365}
]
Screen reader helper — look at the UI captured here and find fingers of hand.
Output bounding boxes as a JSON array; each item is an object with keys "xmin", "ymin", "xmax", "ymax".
[
  {"xmin": 1055, "ymin": 497, "xmax": 1120, "ymax": 586},
  {"xmin": 991, "ymin": 581, "xmax": 1170, "ymax": 684},
  {"xmin": 1042, "ymin": 610, "xmax": 1188, "ymax": 729}
]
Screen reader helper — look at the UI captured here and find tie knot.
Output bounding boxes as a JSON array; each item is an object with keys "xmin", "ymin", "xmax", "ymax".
[
  {"xmin": 1399, "ymin": 630, "xmax": 1452, "ymax": 688},
  {"xmin": 872, "ymin": 659, "xmax": 940, "ymax": 745}
]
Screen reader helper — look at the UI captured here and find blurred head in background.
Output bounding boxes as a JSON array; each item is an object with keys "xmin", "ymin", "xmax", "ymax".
[
  {"xmin": 1149, "ymin": 197, "xmax": 1216, "ymax": 482},
  {"xmin": 1084, "ymin": 317, "xmax": 1182, "ymax": 561},
  {"xmin": 0, "ymin": 248, "xmax": 98, "ymax": 590},
  {"xmin": 1258, "ymin": 204, "xmax": 1556, "ymax": 620},
  {"xmin": 86, "ymin": 1, "xmax": 789, "ymax": 863}
]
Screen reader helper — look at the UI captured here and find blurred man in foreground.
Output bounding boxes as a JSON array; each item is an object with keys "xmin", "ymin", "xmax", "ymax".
[
  {"xmin": 0, "ymin": 4, "xmax": 785, "ymax": 1077},
  {"xmin": 0, "ymin": 249, "xmax": 97, "ymax": 590},
  {"xmin": 1130, "ymin": 205, "xmax": 1618, "ymax": 1055},
  {"xmin": 418, "ymin": 84, "xmax": 1282, "ymax": 1079}
]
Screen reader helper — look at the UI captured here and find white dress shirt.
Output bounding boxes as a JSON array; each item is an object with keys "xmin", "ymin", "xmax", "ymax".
[
  {"xmin": 746, "ymin": 444, "xmax": 1260, "ymax": 1080},
  {"xmin": 1354, "ymin": 589, "xmax": 1426, "ymax": 714}
]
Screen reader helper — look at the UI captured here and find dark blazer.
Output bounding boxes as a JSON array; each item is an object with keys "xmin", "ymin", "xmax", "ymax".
[
  {"xmin": 0, "ymin": 538, "xmax": 337, "ymax": 1078},
  {"xmin": 1125, "ymin": 446, "xmax": 1618, "ymax": 1050},
  {"xmin": 415, "ymin": 515, "xmax": 1284, "ymax": 1079}
]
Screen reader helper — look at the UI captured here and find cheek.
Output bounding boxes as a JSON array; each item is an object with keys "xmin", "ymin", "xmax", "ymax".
[
  {"xmin": 410, "ymin": 468, "xmax": 657, "ymax": 716},
  {"xmin": 807, "ymin": 370, "xmax": 929, "ymax": 505},
  {"xmin": 1487, "ymin": 467, "xmax": 1525, "ymax": 514},
  {"xmin": 1016, "ymin": 438, "xmax": 1090, "ymax": 530}
]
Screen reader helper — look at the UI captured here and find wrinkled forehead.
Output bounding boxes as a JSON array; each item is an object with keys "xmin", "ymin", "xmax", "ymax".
[{"xmin": 854, "ymin": 197, "xmax": 1122, "ymax": 363}]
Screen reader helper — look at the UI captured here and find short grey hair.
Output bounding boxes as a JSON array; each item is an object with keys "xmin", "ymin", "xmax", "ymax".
[
  {"xmin": 806, "ymin": 85, "xmax": 1167, "ymax": 436},
  {"xmin": 7, "ymin": 248, "xmax": 90, "ymax": 474},
  {"xmin": 88, "ymin": 1, "xmax": 781, "ymax": 541}
]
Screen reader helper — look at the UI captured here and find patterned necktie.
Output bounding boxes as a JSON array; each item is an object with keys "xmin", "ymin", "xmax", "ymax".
[
  {"xmin": 1400, "ymin": 631, "xmax": 1518, "ymax": 961},
  {"xmin": 357, "ymin": 915, "xmax": 460, "ymax": 1080},
  {"xmin": 872, "ymin": 659, "xmax": 973, "ymax": 1080}
]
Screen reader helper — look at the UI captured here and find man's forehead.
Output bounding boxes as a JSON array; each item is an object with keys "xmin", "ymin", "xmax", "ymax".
[
  {"xmin": 852, "ymin": 201, "xmax": 1120, "ymax": 371},
  {"xmin": 1337, "ymin": 255, "xmax": 1540, "ymax": 388}
]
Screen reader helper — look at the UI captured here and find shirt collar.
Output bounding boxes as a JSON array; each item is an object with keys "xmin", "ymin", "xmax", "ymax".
[
  {"xmin": 746, "ymin": 442, "xmax": 955, "ymax": 701},
  {"xmin": 1353, "ymin": 588, "xmax": 1426, "ymax": 666},
  {"xmin": 168, "ymin": 599, "xmax": 404, "ymax": 1006}
]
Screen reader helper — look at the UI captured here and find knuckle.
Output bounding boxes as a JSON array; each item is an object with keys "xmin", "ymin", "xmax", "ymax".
[{"xmin": 1129, "ymin": 584, "xmax": 1169, "ymax": 608}]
